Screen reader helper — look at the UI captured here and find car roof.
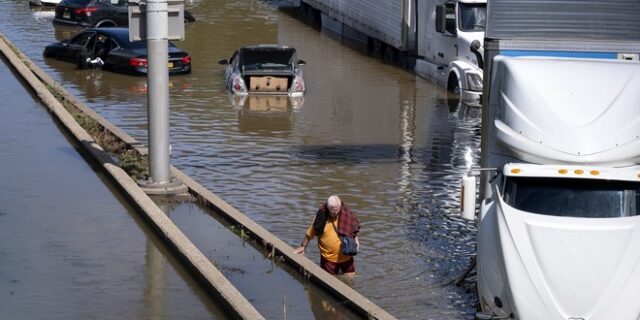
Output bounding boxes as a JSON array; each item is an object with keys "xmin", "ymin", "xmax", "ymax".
[
  {"xmin": 84, "ymin": 28, "xmax": 171, "ymax": 49},
  {"xmin": 239, "ymin": 44, "xmax": 296, "ymax": 53},
  {"xmin": 87, "ymin": 27, "xmax": 130, "ymax": 40}
]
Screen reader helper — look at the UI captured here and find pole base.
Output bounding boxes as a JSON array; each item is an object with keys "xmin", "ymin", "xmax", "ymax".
[{"xmin": 138, "ymin": 177, "xmax": 188, "ymax": 195}]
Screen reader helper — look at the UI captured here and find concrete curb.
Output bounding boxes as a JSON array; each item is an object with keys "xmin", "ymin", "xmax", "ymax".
[
  {"xmin": 0, "ymin": 32, "xmax": 397, "ymax": 319},
  {"xmin": 0, "ymin": 33, "xmax": 264, "ymax": 320}
]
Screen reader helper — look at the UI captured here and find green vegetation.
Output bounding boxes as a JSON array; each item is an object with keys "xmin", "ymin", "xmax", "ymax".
[{"xmin": 44, "ymin": 77, "xmax": 150, "ymax": 181}]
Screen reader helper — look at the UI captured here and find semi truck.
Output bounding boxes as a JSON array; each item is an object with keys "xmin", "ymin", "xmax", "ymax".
[
  {"xmin": 299, "ymin": 0, "xmax": 486, "ymax": 106},
  {"xmin": 459, "ymin": 0, "xmax": 640, "ymax": 319}
]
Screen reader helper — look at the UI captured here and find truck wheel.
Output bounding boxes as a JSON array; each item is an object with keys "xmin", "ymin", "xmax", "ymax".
[
  {"xmin": 370, "ymin": 38, "xmax": 384, "ymax": 58},
  {"xmin": 383, "ymin": 45, "xmax": 397, "ymax": 64},
  {"xmin": 303, "ymin": 4, "xmax": 320, "ymax": 26},
  {"xmin": 447, "ymin": 74, "xmax": 461, "ymax": 108},
  {"xmin": 396, "ymin": 51, "xmax": 408, "ymax": 69},
  {"xmin": 448, "ymin": 74, "xmax": 461, "ymax": 95}
]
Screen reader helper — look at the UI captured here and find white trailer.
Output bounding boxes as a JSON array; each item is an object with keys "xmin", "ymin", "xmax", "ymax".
[
  {"xmin": 460, "ymin": 0, "xmax": 640, "ymax": 319},
  {"xmin": 300, "ymin": 0, "xmax": 486, "ymax": 105},
  {"xmin": 414, "ymin": 0, "xmax": 485, "ymax": 106}
]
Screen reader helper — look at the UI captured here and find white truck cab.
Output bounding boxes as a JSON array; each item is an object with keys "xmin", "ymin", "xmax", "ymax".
[
  {"xmin": 415, "ymin": 0, "xmax": 486, "ymax": 106},
  {"xmin": 462, "ymin": 5, "xmax": 640, "ymax": 315}
]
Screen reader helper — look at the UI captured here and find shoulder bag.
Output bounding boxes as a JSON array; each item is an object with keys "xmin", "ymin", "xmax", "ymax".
[{"xmin": 331, "ymin": 220, "xmax": 358, "ymax": 256}]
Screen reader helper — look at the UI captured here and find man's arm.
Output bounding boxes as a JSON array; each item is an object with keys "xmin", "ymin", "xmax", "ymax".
[{"xmin": 293, "ymin": 234, "xmax": 311, "ymax": 254}]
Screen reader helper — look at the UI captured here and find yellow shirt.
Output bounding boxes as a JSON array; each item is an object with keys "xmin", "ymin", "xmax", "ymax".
[{"xmin": 305, "ymin": 217, "xmax": 351, "ymax": 263}]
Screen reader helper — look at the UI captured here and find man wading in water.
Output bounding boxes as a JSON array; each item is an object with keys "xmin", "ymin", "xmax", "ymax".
[{"xmin": 293, "ymin": 195, "xmax": 360, "ymax": 275}]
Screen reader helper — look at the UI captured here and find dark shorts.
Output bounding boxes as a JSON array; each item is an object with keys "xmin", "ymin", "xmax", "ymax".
[{"xmin": 320, "ymin": 256, "xmax": 355, "ymax": 275}]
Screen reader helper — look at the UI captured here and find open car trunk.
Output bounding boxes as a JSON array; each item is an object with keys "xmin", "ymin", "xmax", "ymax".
[{"xmin": 246, "ymin": 75, "xmax": 290, "ymax": 93}]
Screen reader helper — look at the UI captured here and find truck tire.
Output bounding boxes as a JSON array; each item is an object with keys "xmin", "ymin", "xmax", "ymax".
[
  {"xmin": 396, "ymin": 51, "xmax": 408, "ymax": 69},
  {"xmin": 302, "ymin": 3, "xmax": 320, "ymax": 26},
  {"xmin": 448, "ymin": 73, "xmax": 461, "ymax": 95},
  {"xmin": 383, "ymin": 45, "xmax": 397, "ymax": 64},
  {"xmin": 370, "ymin": 38, "xmax": 384, "ymax": 58},
  {"xmin": 447, "ymin": 73, "xmax": 461, "ymax": 108}
]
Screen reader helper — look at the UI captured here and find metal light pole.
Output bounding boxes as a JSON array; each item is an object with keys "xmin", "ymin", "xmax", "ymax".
[
  {"xmin": 146, "ymin": 0, "xmax": 170, "ymax": 184},
  {"xmin": 135, "ymin": 0, "xmax": 186, "ymax": 195}
]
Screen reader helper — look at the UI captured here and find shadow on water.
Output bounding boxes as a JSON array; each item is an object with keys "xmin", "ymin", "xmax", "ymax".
[{"xmin": 295, "ymin": 144, "xmax": 416, "ymax": 164}]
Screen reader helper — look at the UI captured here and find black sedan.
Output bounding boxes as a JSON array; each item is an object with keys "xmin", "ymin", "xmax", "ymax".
[
  {"xmin": 53, "ymin": 0, "xmax": 195, "ymax": 28},
  {"xmin": 43, "ymin": 28, "xmax": 191, "ymax": 76}
]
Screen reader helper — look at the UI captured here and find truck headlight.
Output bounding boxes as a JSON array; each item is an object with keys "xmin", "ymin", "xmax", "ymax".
[{"xmin": 466, "ymin": 73, "xmax": 483, "ymax": 92}]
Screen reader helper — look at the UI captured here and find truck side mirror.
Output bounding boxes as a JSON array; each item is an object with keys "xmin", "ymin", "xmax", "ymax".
[
  {"xmin": 218, "ymin": 59, "xmax": 228, "ymax": 65},
  {"xmin": 470, "ymin": 40, "xmax": 484, "ymax": 69},
  {"xmin": 460, "ymin": 174, "xmax": 476, "ymax": 220},
  {"xmin": 435, "ymin": 5, "xmax": 445, "ymax": 33}
]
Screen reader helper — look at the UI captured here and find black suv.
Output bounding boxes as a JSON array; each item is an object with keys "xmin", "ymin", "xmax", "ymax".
[{"xmin": 53, "ymin": 0, "xmax": 194, "ymax": 28}]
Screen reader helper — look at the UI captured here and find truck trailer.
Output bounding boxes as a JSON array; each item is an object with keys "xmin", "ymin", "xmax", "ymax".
[
  {"xmin": 459, "ymin": 0, "xmax": 640, "ymax": 319},
  {"xmin": 300, "ymin": 0, "xmax": 486, "ymax": 106}
]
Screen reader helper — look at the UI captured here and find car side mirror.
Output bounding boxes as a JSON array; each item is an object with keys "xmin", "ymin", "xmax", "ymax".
[
  {"xmin": 218, "ymin": 59, "xmax": 228, "ymax": 65},
  {"xmin": 61, "ymin": 39, "xmax": 70, "ymax": 46},
  {"xmin": 296, "ymin": 59, "xmax": 306, "ymax": 66}
]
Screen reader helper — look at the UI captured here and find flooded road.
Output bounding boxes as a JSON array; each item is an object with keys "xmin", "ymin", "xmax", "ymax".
[
  {"xmin": 1, "ymin": 0, "xmax": 481, "ymax": 318},
  {"xmin": 0, "ymin": 56, "xmax": 227, "ymax": 319}
]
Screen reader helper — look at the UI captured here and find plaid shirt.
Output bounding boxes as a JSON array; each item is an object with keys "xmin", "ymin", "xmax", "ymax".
[
  {"xmin": 313, "ymin": 202, "xmax": 360, "ymax": 238},
  {"xmin": 337, "ymin": 202, "xmax": 359, "ymax": 238}
]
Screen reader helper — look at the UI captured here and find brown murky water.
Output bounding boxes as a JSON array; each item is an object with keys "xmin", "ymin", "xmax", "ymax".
[
  {"xmin": 0, "ymin": 57, "xmax": 228, "ymax": 319},
  {"xmin": 1, "ymin": 0, "xmax": 482, "ymax": 318}
]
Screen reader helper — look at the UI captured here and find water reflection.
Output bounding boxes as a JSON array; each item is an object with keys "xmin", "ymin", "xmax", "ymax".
[
  {"xmin": 234, "ymin": 95, "xmax": 302, "ymax": 134},
  {"xmin": 30, "ymin": 7, "xmax": 55, "ymax": 22},
  {"xmin": 306, "ymin": 284, "xmax": 354, "ymax": 320},
  {"xmin": 230, "ymin": 94, "xmax": 304, "ymax": 110}
]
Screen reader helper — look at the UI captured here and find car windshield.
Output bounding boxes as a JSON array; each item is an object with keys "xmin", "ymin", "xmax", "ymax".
[
  {"xmin": 503, "ymin": 177, "xmax": 640, "ymax": 218},
  {"xmin": 239, "ymin": 48, "xmax": 294, "ymax": 70},
  {"xmin": 458, "ymin": 2, "xmax": 486, "ymax": 32}
]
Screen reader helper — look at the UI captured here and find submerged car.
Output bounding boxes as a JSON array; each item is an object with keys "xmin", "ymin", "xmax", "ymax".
[
  {"xmin": 53, "ymin": 0, "xmax": 195, "ymax": 28},
  {"xmin": 43, "ymin": 28, "xmax": 191, "ymax": 76},
  {"xmin": 218, "ymin": 45, "xmax": 306, "ymax": 97}
]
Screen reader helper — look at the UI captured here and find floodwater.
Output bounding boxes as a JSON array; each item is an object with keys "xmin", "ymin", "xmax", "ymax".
[
  {"xmin": 0, "ymin": 0, "xmax": 482, "ymax": 318},
  {"xmin": 0, "ymin": 57, "xmax": 227, "ymax": 319}
]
